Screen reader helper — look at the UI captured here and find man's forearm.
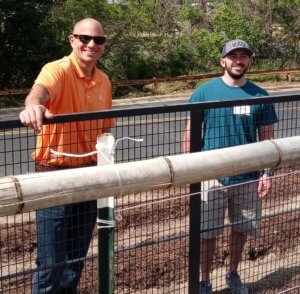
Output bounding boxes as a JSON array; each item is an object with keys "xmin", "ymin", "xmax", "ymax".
[
  {"xmin": 25, "ymin": 84, "xmax": 49, "ymax": 108},
  {"xmin": 183, "ymin": 119, "xmax": 191, "ymax": 153},
  {"xmin": 258, "ymin": 125, "xmax": 274, "ymax": 141}
]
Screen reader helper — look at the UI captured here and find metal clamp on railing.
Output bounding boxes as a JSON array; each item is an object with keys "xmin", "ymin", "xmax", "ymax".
[
  {"xmin": 97, "ymin": 214, "xmax": 122, "ymax": 229},
  {"xmin": 97, "ymin": 218, "xmax": 115, "ymax": 229}
]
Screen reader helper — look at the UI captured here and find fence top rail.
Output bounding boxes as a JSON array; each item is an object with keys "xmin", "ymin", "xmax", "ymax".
[{"xmin": 0, "ymin": 93, "xmax": 299, "ymax": 130}]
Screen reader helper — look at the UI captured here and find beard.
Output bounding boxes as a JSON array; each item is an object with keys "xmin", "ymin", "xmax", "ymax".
[{"xmin": 225, "ymin": 64, "xmax": 249, "ymax": 80}]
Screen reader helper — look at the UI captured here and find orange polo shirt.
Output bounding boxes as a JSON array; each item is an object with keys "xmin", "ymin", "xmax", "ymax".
[{"xmin": 33, "ymin": 53, "xmax": 115, "ymax": 167}]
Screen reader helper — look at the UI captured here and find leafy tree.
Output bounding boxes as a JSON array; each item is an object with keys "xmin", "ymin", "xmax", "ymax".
[
  {"xmin": 214, "ymin": 0, "xmax": 300, "ymax": 67},
  {"xmin": 0, "ymin": 0, "xmax": 61, "ymax": 88},
  {"xmin": 1, "ymin": 0, "xmax": 299, "ymax": 91},
  {"xmin": 214, "ymin": 1, "xmax": 267, "ymax": 54}
]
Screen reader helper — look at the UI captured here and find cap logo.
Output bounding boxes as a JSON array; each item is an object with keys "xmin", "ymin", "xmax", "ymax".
[{"xmin": 231, "ymin": 40, "xmax": 247, "ymax": 48}]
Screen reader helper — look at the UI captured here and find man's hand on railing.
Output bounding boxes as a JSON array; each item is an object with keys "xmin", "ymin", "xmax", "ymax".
[
  {"xmin": 19, "ymin": 84, "xmax": 53, "ymax": 132},
  {"xmin": 19, "ymin": 105, "xmax": 53, "ymax": 133}
]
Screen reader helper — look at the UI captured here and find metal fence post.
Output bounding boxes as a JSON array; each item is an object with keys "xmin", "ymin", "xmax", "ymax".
[
  {"xmin": 189, "ymin": 108, "xmax": 203, "ymax": 294},
  {"xmin": 97, "ymin": 133, "xmax": 115, "ymax": 294}
]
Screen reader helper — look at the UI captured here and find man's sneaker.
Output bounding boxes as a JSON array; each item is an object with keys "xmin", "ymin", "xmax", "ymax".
[
  {"xmin": 199, "ymin": 281, "xmax": 212, "ymax": 294},
  {"xmin": 226, "ymin": 271, "xmax": 248, "ymax": 294}
]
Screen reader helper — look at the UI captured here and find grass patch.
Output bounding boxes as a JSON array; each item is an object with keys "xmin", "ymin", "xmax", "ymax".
[
  {"xmin": 0, "ymin": 94, "xmax": 25, "ymax": 109},
  {"xmin": 248, "ymin": 74, "xmax": 284, "ymax": 83}
]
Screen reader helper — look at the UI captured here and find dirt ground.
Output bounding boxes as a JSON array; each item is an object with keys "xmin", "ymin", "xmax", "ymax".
[{"xmin": 0, "ymin": 165, "xmax": 299, "ymax": 293}]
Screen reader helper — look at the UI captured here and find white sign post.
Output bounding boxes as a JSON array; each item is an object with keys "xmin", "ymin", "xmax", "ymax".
[{"xmin": 96, "ymin": 133, "xmax": 115, "ymax": 294}]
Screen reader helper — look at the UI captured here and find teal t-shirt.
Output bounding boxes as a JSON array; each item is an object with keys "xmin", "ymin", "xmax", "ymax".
[{"xmin": 189, "ymin": 77, "xmax": 278, "ymax": 185}]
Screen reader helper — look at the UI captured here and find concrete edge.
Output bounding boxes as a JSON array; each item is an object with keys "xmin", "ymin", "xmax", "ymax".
[{"xmin": 1, "ymin": 83, "xmax": 300, "ymax": 117}]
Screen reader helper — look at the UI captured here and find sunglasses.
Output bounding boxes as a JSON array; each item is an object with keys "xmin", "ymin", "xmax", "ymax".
[{"xmin": 73, "ymin": 34, "xmax": 106, "ymax": 45}]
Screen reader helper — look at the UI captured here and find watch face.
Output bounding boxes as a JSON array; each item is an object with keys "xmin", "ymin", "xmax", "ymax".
[{"xmin": 265, "ymin": 170, "xmax": 273, "ymax": 176}]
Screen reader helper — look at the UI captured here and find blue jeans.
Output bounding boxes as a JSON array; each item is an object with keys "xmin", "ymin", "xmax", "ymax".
[{"xmin": 33, "ymin": 201, "xmax": 97, "ymax": 294}]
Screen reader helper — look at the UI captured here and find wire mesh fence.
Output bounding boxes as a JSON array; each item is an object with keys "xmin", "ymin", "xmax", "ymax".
[{"xmin": 0, "ymin": 94, "xmax": 299, "ymax": 293}]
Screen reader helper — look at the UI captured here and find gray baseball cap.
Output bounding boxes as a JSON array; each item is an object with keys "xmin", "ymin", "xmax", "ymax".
[{"xmin": 221, "ymin": 39, "xmax": 253, "ymax": 57}]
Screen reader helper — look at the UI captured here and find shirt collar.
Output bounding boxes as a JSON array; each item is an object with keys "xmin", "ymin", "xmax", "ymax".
[{"xmin": 69, "ymin": 53, "xmax": 103, "ymax": 83}]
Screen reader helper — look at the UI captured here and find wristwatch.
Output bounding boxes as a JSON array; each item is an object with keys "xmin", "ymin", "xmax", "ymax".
[{"xmin": 261, "ymin": 169, "xmax": 273, "ymax": 177}]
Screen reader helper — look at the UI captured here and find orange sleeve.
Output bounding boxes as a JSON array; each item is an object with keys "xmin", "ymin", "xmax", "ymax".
[{"xmin": 34, "ymin": 63, "xmax": 65, "ymax": 108}]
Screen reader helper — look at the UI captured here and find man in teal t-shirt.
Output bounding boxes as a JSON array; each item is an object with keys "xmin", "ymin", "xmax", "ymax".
[{"xmin": 184, "ymin": 39, "xmax": 278, "ymax": 294}]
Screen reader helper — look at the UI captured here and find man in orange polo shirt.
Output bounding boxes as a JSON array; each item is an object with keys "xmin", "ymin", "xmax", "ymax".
[{"xmin": 19, "ymin": 18, "xmax": 114, "ymax": 293}]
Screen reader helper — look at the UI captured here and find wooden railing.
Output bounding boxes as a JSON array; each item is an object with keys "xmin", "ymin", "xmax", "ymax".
[{"xmin": 0, "ymin": 68, "xmax": 299, "ymax": 96}]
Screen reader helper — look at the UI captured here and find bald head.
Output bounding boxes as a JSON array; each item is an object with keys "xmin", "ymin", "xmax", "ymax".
[
  {"xmin": 69, "ymin": 18, "xmax": 106, "ymax": 76},
  {"xmin": 73, "ymin": 18, "xmax": 104, "ymax": 36}
]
